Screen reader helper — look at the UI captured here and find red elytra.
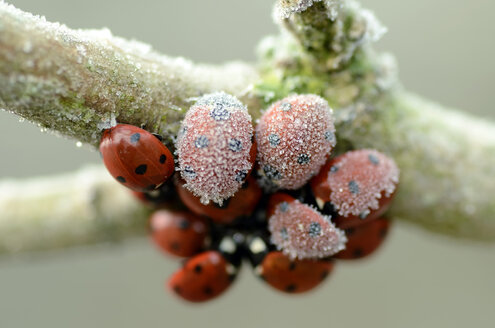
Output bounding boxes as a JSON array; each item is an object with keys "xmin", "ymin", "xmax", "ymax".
[
  {"xmin": 257, "ymin": 251, "xmax": 334, "ymax": 294},
  {"xmin": 310, "ymin": 149, "xmax": 399, "ymax": 228},
  {"xmin": 255, "ymin": 94, "xmax": 336, "ymax": 190},
  {"xmin": 100, "ymin": 124, "xmax": 175, "ymax": 192},
  {"xmin": 149, "ymin": 210, "xmax": 208, "ymax": 258},
  {"xmin": 176, "ymin": 92, "xmax": 255, "ymax": 205},
  {"xmin": 267, "ymin": 193, "xmax": 347, "ymax": 260},
  {"xmin": 176, "ymin": 175, "xmax": 262, "ymax": 224},
  {"xmin": 167, "ymin": 251, "xmax": 236, "ymax": 303},
  {"xmin": 334, "ymin": 218, "xmax": 391, "ymax": 260}
]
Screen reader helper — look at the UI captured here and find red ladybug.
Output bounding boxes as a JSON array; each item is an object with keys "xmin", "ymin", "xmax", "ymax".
[
  {"xmin": 167, "ymin": 250, "xmax": 239, "ymax": 303},
  {"xmin": 334, "ymin": 218, "xmax": 391, "ymax": 260},
  {"xmin": 149, "ymin": 210, "xmax": 209, "ymax": 258},
  {"xmin": 100, "ymin": 124, "xmax": 175, "ymax": 192},
  {"xmin": 246, "ymin": 234, "xmax": 334, "ymax": 294},
  {"xmin": 256, "ymin": 94, "xmax": 336, "ymax": 190},
  {"xmin": 267, "ymin": 193, "xmax": 346, "ymax": 260},
  {"xmin": 310, "ymin": 149, "xmax": 399, "ymax": 229},
  {"xmin": 175, "ymin": 175, "xmax": 262, "ymax": 224},
  {"xmin": 176, "ymin": 92, "xmax": 255, "ymax": 205}
]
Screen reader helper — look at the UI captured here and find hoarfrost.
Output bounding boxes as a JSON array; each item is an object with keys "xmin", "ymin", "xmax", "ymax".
[{"xmin": 268, "ymin": 198, "xmax": 347, "ymax": 259}]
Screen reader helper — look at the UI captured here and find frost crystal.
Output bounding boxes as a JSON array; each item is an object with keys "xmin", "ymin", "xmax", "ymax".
[
  {"xmin": 176, "ymin": 92, "xmax": 253, "ymax": 205},
  {"xmin": 273, "ymin": 0, "xmax": 343, "ymax": 21},
  {"xmin": 256, "ymin": 94, "xmax": 336, "ymax": 190},
  {"xmin": 268, "ymin": 199, "xmax": 347, "ymax": 259},
  {"xmin": 327, "ymin": 149, "xmax": 399, "ymax": 217}
]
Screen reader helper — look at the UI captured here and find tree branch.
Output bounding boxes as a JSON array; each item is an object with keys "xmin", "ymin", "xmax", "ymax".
[{"xmin": 0, "ymin": 0, "xmax": 494, "ymax": 255}]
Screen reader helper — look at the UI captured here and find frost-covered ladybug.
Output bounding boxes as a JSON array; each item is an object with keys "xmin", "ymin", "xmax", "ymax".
[
  {"xmin": 100, "ymin": 124, "xmax": 175, "ymax": 192},
  {"xmin": 310, "ymin": 149, "xmax": 399, "ymax": 229},
  {"xmin": 176, "ymin": 92, "xmax": 255, "ymax": 205},
  {"xmin": 335, "ymin": 218, "xmax": 391, "ymax": 260},
  {"xmin": 175, "ymin": 175, "xmax": 262, "ymax": 224},
  {"xmin": 167, "ymin": 234, "xmax": 242, "ymax": 303},
  {"xmin": 246, "ymin": 234, "xmax": 334, "ymax": 294},
  {"xmin": 267, "ymin": 193, "xmax": 346, "ymax": 259},
  {"xmin": 149, "ymin": 210, "xmax": 209, "ymax": 258},
  {"xmin": 256, "ymin": 94, "xmax": 336, "ymax": 190}
]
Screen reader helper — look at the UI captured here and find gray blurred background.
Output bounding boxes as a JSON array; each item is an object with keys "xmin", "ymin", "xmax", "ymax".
[{"xmin": 1, "ymin": 1, "xmax": 494, "ymax": 327}]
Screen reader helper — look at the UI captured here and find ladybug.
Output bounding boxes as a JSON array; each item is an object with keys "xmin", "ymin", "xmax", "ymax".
[
  {"xmin": 310, "ymin": 149, "xmax": 399, "ymax": 229},
  {"xmin": 246, "ymin": 234, "xmax": 334, "ymax": 294},
  {"xmin": 334, "ymin": 218, "xmax": 391, "ymax": 260},
  {"xmin": 175, "ymin": 175, "xmax": 262, "ymax": 224},
  {"xmin": 149, "ymin": 210, "xmax": 209, "ymax": 258},
  {"xmin": 176, "ymin": 92, "xmax": 255, "ymax": 205},
  {"xmin": 256, "ymin": 94, "xmax": 336, "ymax": 190},
  {"xmin": 267, "ymin": 193, "xmax": 346, "ymax": 260},
  {"xmin": 167, "ymin": 234, "xmax": 242, "ymax": 303},
  {"xmin": 99, "ymin": 124, "xmax": 175, "ymax": 192}
]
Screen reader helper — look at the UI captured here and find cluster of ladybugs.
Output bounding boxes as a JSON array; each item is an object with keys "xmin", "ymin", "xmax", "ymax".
[{"xmin": 99, "ymin": 92, "xmax": 399, "ymax": 303}]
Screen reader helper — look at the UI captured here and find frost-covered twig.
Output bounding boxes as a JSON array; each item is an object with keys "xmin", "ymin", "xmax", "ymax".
[
  {"xmin": 0, "ymin": 0, "xmax": 494, "ymax": 255},
  {"xmin": 0, "ymin": 2, "xmax": 259, "ymax": 147}
]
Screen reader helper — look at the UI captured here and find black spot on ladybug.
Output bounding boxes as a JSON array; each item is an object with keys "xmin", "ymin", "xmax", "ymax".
[
  {"xmin": 116, "ymin": 176, "xmax": 126, "ymax": 183},
  {"xmin": 324, "ymin": 130, "xmax": 334, "ymax": 142},
  {"xmin": 263, "ymin": 165, "xmax": 282, "ymax": 180},
  {"xmin": 297, "ymin": 153, "xmax": 311, "ymax": 165},
  {"xmin": 130, "ymin": 133, "xmax": 141, "ymax": 144},
  {"xmin": 280, "ymin": 227, "xmax": 289, "ymax": 241},
  {"xmin": 159, "ymin": 154, "xmax": 167, "ymax": 164},
  {"xmin": 173, "ymin": 286, "xmax": 182, "ymax": 294},
  {"xmin": 268, "ymin": 133, "xmax": 280, "ymax": 147},
  {"xmin": 210, "ymin": 105, "xmax": 230, "ymax": 121},
  {"xmin": 308, "ymin": 222, "xmax": 322, "ymax": 238},
  {"xmin": 320, "ymin": 270, "xmax": 329, "ymax": 280},
  {"xmin": 346, "ymin": 227, "xmax": 356, "ymax": 236},
  {"xmin": 353, "ymin": 248, "xmax": 364, "ymax": 258},
  {"xmin": 213, "ymin": 198, "xmax": 231, "ymax": 209},
  {"xmin": 171, "ymin": 242, "xmax": 180, "ymax": 251},
  {"xmin": 368, "ymin": 154, "xmax": 380, "ymax": 165},
  {"xmin": 183, "ymin": 166, "xmax": 196, "ymax": 179},
  {"xmin": 288, "ymin": 262, "xmax": 297, "ymax": 271},
  {"xmin": 279, "ymin": 102, "xmax": 292, "ymax": 111},
  {"xmin": 379, "ymin": 227, "xmax": 388, "ymax": 239},
  {"xmin": 178, "ymin": 219, "xmax": 190, "ymax": 230},
  {"xmin": 194, "ymin": 264, "xmax": 202, "ymax": 274},
  {"xmin": 203, "ymin": 286, "xmax": 213, "ymax": 295},
  {"xmin": 228, "ymin": 138, "xmax": 242, "ymax": 152},
  {"xmin": 285, "ymin": 284, "xmax": 297, "ymax": 293},
  {"xmin": 235, "ymin": 170, "xmax": 248, "ymax": 182},
  {"xmin": 348, "ymin": 180, "xmax": 359, "ymax": 194},
  {"xmin": 195, "ymin": 135, "xmax": 209, "ymax": 149},
  {"xmin": 330, "ymin": 165, "xmax": 339, "ymax": 173},
  {"xmin": 135, "ymin": 164, "xmax": 147, "ymax": 175},
  {"xmin": 279, "ymin": 202, "xmax": 289, "ymax": 212}
]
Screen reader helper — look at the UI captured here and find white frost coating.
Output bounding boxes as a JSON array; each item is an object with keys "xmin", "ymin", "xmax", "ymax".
[
  {"xmin": 256, "ymin": 94, "xmax": 336, "ymax": 190},
  {"xmin": 273, "ymin": 0, "xmax": 343, "ymax": 21},
  {"xmin": 176, "ymin": 92, "xmax": 254, "ymax": 205},
  {"xmin": 268, "ymin": 199, "xmax": 347, "ymax": 259},
  {"xmin": 328, "ymin": 149, "xmax": 399, "ymax": 217}
]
